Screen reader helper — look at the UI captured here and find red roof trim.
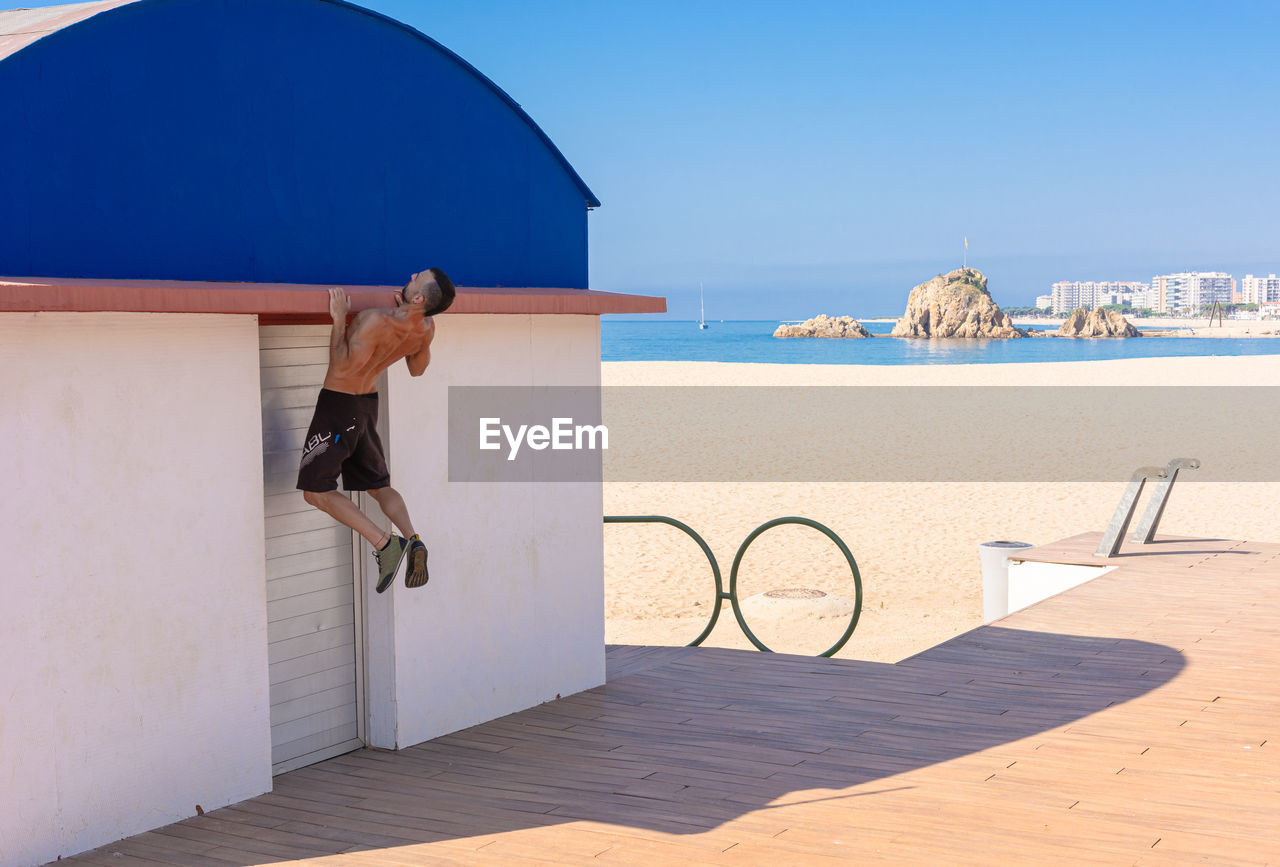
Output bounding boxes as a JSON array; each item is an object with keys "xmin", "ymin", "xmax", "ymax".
[{"xmin": 0, "ymin": 277, "xmax": 666, "ymax": 323}]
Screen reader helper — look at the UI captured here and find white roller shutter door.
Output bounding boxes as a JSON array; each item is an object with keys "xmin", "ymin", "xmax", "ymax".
[{"xmin": 259, "ymin": 325, "xmax": 364, "ymax": 774}]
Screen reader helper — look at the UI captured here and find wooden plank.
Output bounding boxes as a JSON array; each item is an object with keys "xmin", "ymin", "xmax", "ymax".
[{"xmin": 149, "ymin": 820, "xmax": 336, "ymax": 860}]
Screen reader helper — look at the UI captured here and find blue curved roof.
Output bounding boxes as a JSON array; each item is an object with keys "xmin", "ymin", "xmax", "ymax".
[{"xmin": 0, "ymin": 0, "xmax": 598, "ymax": 287}]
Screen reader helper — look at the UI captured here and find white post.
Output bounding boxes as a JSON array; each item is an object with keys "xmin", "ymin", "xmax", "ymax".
[{"xmin": 978, "ymin": 540, "xmax": 1033, "ymax": 622}]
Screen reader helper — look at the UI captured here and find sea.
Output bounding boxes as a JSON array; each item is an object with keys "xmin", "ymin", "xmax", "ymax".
[{"xmin": 602, "ymin": 320, "xmax": 1280, "ymax": 365}]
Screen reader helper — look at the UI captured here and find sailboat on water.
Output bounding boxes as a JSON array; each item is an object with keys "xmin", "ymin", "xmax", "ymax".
[{"xmin": 698, "ymin": 282, "xmax": 709, "ymax": 329}]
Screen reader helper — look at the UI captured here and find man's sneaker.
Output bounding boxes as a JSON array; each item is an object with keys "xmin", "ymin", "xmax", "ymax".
[
  {"xmin": 406, "ymin": 535, "xmax": 429, "ymax": 588},
  {"xmin": 373, "ymin": 534, "xmax": 409, "ymax": 594}
]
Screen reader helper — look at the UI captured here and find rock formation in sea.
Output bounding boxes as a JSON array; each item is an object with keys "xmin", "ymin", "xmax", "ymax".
[
  {"xmin": 1056, "ymin": 307, "xmax": 1141, "ymax": 338},
  {"xmin": 890, "ymin": 268, "xmax": 1027, "ymax": 338},
  {"xmin": 773, "ymin": 315, "xmax": 872, "ymax": 339}
]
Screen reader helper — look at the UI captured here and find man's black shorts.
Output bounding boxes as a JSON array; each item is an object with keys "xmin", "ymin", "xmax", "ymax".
[{"xmin": 297, "ymin": 389, "xmax": 390, "ymax": 492}]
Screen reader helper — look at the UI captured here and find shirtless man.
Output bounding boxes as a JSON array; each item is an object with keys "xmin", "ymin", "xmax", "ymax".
[{"xmin": 297, "ymin": 268, "xmax": 455, "ymax": 593}]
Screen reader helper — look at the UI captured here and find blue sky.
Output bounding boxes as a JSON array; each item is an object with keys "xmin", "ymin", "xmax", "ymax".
[{"xmin": 14, "ymin": 0, "xmax": 1280, "ymax": 317}]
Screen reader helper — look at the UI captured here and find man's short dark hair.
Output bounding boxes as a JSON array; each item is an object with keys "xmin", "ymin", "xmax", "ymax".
[{"xmin": 406, "ymin": 268, "xmax": 456, "ymax": 316}]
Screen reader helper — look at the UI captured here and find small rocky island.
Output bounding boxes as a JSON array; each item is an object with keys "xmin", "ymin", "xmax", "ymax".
[
  {"xmin": 773, "ymin": 314, "xmax": 872, "ymax": 339},
  {"xmin": 891, "ymin": 268, "xmax": 1027, "ymax": 338},
  {"xmin": 1056, "ymin": 307, "xmax": 1141, "ymax": 338}
]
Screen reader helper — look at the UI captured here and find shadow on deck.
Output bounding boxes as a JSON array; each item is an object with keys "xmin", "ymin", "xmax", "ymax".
[{"xmin": 61, "ymin": 627, "xmax": 1187, "ymax": 864}]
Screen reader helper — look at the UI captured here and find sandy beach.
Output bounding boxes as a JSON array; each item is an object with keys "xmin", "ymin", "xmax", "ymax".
[
  {"xmin": 602, "ymin": 355, "xmax": 1280, "ymax": 662},
  {"xmin": 1129, "ymin": 317, "xmax": 1279, "ymax": 337}
]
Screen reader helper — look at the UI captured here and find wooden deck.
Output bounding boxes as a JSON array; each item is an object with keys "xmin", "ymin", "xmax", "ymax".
[{"xmin": 61, "ymin": 533, "xmax": 1279, "ymax": 865}]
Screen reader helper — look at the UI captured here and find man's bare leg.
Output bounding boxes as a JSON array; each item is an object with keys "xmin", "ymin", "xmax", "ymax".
[
  {"xmin": 302, "ymin": 490, "xmax": 389, "ymax": 547},
  {"xmin": 304, "ymin": 488, "xmax": 411, "ymax": 592},
  {"xmin": 369, "ymin": 487, "xmax": 428, "ymax": 588},
  {"xmin": 367, "ymin": 487, "xmax": 416, "ymax": 538}
]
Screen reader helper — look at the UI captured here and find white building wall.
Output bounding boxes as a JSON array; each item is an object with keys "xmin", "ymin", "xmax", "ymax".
[
  {"xmin": 1241, "ymin": 274, "xmax": 1280, "ymax": 304},
  {"xmin": 366, "ymin": 314, "xmax": 605, "ymax": 749},
  {"xmin": 1050, "ymin": 281, "xmax": 1149, "ymax": 313},
  {"xmin": 1152, "ymin": 272, "xmax": 1233, "ymax": 311},
  {"xmin": 1189, "ymin": 273, "xmax": 1234, "ymax": 309},
  {"xmin": 1151, "ymin": 275, "xmax": 1167, "ymax": 312},
  {"xmin": 1006, "ymin": 561, "xmax": 1116, "ymax": 616},
  {"xmin": 0, "ymin": 313, "xmax": 272, "ymax": 867},
  {"xmin": 1050, "ymin": 281, "xmax": 1075, "ymax": 314}
]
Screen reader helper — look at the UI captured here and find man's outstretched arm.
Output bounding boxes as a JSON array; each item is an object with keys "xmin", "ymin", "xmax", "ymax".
[{"xmin": 328, "ymin": 287, "xmax": 350, "ymax": 363}]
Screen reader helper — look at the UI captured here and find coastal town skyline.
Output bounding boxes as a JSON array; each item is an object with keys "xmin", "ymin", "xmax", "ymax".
[{"xmin": 1040, "ymin": 271, "xmax": 1280, "ymax": 315}]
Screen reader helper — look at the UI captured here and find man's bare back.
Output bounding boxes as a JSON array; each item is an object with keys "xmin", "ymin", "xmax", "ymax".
[{"xmin": 324, "ymin": 282, "xmax": 437, "ymax": 394}]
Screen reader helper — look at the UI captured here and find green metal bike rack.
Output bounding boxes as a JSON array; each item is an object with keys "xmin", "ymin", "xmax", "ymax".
[
  {"xmin": 603, "ymin": 515, "xmax": 725, "ymax": 647},
  {"xmin": 603, "ymin": 515, "xmax": 863, "ymax": 658}
]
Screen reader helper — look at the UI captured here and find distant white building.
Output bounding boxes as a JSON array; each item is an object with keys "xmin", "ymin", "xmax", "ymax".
[
  {"xmin": 1035, "ymin": 294, "xmax": 1053, "ymax": 310},
  {"xmin": 1049, "ymin": 281, "xmax": 1149, "ymax": 314},
  {"xmin": 1150, "ymin": 272, "xmax": 1235, "ymax": 313},
  {"xmin": 1240, "ymin": 274, "xmax": 1280, "ymax": 305}
]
